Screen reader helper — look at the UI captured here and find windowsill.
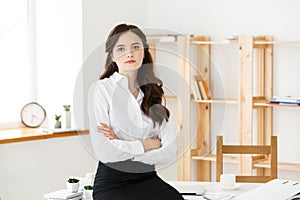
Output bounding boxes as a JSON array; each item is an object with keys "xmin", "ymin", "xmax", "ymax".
[{"xmin": 0, "ymin": 128, "xmax": 89, "ymax": 144}]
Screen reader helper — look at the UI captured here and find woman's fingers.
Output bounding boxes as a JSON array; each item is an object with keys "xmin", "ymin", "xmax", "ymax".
[
  {"xmin": 98, "ymin": 126, "xmax": 110, "ymax": 132},
  {"xmin": 97, "ymin": 123, "xmax": 117, "ymax": 139},
  {"xmin": 100, "ymin": 123, "xmax": 111, "ymax": 129},
  {"xmin": 98, "ymin": 127, "xmax": 111, "ymax": 134},
  {"xmin": 98, "ymin": 123, "xmax": 112, "ymax": 131}
]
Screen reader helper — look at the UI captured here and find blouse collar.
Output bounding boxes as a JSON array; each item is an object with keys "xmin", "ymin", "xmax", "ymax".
[
  {"xmin": 110, "ymin": 71, "xmax": 127, "ymax": 83},
  {"xmin": 110, "ymin": 72, "xmax": 144, "ymax": 102}
]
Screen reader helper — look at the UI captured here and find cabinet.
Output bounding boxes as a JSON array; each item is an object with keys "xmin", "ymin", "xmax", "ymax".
[{"xmin": 148, "ymin": 35, "xmax": 300, "ymax": 182}]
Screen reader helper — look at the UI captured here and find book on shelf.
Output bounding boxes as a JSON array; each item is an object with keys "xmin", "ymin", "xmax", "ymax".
[
  {"xmin": 197, "ymin": 79, "xmax": 212, "ymax": 100},
  {"xmin": 193, "ymin": 75, "xmax": 212, "ymax": 100},
  {"xmin": 224, "ymin": 35, "xmax": 239, "ymax": 43},
  {"xmin": 191, "ymin": 78, "xmax": 203, "ymax": 100},
  {"xmin": 44, "ymin": 189, "xmax": 83, "ymax": 200},
  {"xmin": 269, "ymin": 96, "xmax": 300, "ymax": 104}
]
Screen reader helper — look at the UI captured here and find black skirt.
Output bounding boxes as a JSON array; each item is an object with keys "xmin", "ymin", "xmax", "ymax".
[{"xmin": 93, "ymin": 160, "xmax": 184, "ymax": 200}]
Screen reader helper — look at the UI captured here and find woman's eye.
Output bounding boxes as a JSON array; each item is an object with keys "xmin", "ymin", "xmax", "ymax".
[
  {"xmin": 133, "ymin": 45, "xmax": 140, "ymax": 50},
  {"xmin": 117, "ymin": 47, "xmax": 125, "ymax": 52}
]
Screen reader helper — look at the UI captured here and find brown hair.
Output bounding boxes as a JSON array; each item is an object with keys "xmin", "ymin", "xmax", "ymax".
[{"xmin": 100, "ymin": 23, "xmax": 170, "ymax": 126}]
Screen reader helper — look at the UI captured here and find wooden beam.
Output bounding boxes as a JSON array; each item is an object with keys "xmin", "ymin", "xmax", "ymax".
[
  {"xmin": 222, "ymin": 145, "xmax": 271, "ymax": 154},
  {"xmin": 195, "ymin": 36, "xmax": 211, "ymax": 181},
  {"xmin": 216, "ymin": 136, "xmax": 223, "ymax": 182},
  {"xmin": 238, "ymin": 36, "xmax": 254, "ymax": 175},
  {"xmin": 236, "ymin": 176, "xmax": 273, "ymax": 183},
  {"xmin": 264, "ymin": 36, "xmax": 273, "ymax": 145},
  {"xmin": 177, "ymin": 35, "xmax": 191, "ymax": 181}
]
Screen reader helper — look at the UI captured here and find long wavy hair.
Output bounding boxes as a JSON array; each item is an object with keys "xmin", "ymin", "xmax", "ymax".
[{"xmin": 100, "ymin": 23, "xmax": 170, "ymax": 126}]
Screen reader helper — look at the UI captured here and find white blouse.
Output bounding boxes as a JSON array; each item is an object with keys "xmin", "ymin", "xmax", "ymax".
[{"xmin": 87, "ymin": 72, "xmax": 177, "ymax": 165}]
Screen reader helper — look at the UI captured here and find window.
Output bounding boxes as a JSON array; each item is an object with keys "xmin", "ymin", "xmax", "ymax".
[
  {"xmin": 0, "ymin": 0, "xmax": 82, "ymax": 129},
  {"xmin": 0, "ymin": 0, "xmax": 31, "ymax": 125}
]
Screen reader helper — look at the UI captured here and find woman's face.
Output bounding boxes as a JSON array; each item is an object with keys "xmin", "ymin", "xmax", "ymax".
[{"xmin": 112, "ymin": 31, "xmax": 144, "ymax": 74}]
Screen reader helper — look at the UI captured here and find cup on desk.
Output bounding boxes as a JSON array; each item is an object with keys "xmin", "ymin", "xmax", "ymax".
[{"xmin": 220, "ymin": 174, "xmax": 236, "ymax": 188}]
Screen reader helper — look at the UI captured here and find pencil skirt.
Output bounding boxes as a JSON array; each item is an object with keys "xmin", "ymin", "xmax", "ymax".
[{"xmin": 93, "ymin": 161, "xmax": 184, "ymax": 200}]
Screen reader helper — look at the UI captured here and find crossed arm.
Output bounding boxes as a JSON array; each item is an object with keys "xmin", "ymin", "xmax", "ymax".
[
  {"xmin": 98, "ymin": 122, "xmax": 162, "ymax": 152},
  {"xmin": 88, "ymin": 82, "xmax": 177, "ymax": 165}
]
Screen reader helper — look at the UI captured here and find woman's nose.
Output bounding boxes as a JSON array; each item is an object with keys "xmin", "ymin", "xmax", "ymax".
[{"xmin": 127, "ymin": 51, "xmax": 133, "ymax": 57}]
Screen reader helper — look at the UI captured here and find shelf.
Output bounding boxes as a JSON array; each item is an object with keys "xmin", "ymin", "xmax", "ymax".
[
  {"xmin": 254, "ymin": 40, "xmax": 300, "ymax": 45},
  {"xmin": 165, "ymin": 95, "xmax": 178, "ymax": 101},
  {"xmin": 147, "ymin": 34, "xmax": 177, "ymax": 44},
  {"xmin": 254, "ymin": 160, "xmax": 300, "ymax": 172},
  {"xmin": 194, "ymin": 98, "xmax": 238, "ymax": 104},
  {"xmin": 148, "ymin": 40, "xmax": 237, "ymax": 45},
  {"xmin": 191, "ymin": 153, "xmax": 238, "ymax": 164},
  {"xmin": 191, "ymin": 41, "xmax": 238, "ymax": 45},
  {"xmin": 192, "ymin": 152, "xmax": 300, "ymax": 172},
  {"xmin": 253, "ymin": 100, "xmax": 300, "ymax": 108},
  {"xmin": 148, "ymin": 41, "xmax": 177, "ymax": 45}
]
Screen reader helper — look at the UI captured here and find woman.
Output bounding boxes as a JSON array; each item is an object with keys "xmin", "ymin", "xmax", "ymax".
[{"xmin": 87, "ymin": 23, "xmax": 183, "ymax": 200}]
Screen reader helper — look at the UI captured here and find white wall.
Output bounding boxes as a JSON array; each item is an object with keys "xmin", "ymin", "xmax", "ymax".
[
  {"xmin": 82, "ymin": 0, "xmax": 148, "ymax": 60},
  {"xmin": 0, "ymin": 136, "xmax": 97, "ymax": 200},
  {"xmin": 147, "ymin": 0, "xmax": 300, "ymax": 39},
  {"xmin": 147, "ymin": 0, "xmax": 300, "ymax": 180}
]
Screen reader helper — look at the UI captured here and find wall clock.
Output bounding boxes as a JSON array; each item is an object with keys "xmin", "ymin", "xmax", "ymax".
[{"xmin": 20, "ymin": 102, "xmax": 47, "ymax": 128}]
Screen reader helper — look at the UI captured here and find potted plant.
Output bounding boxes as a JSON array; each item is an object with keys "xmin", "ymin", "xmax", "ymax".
[
  {"xmin": 66, "ymin": 178, "xmax": 80, "ymax": 193},
  {"xmin": 83, "ymin": 185, "xmax": 93, "ymax": 199},
  {"xmin": 54, "ymin": 114, "xmax": 62, "ymax": 128}
]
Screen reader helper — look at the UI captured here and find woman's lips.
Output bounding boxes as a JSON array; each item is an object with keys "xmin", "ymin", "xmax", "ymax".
[{"xmin": 125, "ymin": 60, "xmax": 136, "ymax": 64}]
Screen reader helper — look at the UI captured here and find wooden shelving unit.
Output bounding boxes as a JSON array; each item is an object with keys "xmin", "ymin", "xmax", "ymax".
[
  {"xmin": 190, "ymin": 36, "xmax": 300, "ymax": 181},
  {"xmin": 188, "ymin": 36, "xmax": 274, "ymax": 181},
  {"xmin": 148, "ymin": 34, "xmax": 300, "ymax": 181}
]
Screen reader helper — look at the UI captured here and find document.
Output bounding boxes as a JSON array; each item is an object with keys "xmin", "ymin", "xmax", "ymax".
[
  {"xmin": 238, "ymin": 179, "xmax": 300, "ymax": 200},
  {"xmin": 182, "ymin": 192, "xmax": 234, "ymax": 200}
]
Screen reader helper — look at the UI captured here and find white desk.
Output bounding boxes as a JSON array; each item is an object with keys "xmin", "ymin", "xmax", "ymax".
[
  {"xmin": 167, "ymin": 181, "xmax": 262, "ymax": 199},
  {"xmin": 46, "ymin": 178, "xmax": 261, "ymax": 200}
]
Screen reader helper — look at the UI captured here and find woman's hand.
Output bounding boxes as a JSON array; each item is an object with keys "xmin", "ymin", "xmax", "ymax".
[
  {"xmin": 141, "ymin": 138, "xmax": 162, "ymax": 152},
  {"xmin": 97, "ymin": 123, "xmax": 117, "ymax": 140}
]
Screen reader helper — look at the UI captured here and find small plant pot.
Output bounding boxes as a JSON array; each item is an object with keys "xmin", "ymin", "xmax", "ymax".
[
  {"xmin": 55, "ymin": 121, "xmax": 61, "ymax": 128},
  {"xmin": 84, "ymin": 189, "xmax": 93, "ymax": 199},
  {"xmin": 66, "ymin": 182, "xmax": 80, "ymax": 193}
]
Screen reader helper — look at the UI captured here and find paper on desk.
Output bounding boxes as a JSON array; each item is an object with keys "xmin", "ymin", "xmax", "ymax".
[
  {"xmin": 182, "ymin": 195, "xmax": 206, "ymax": 200},
  {"xmin": 183, "ymin": 192, "xmax": 234, "ymax": 200},
  {"xmin": 238, "ymin": 179, "xmax": 300, "ymax": 200},
  {"xmin": 204, "ymin": 192, "xmax": 234, "ymax": 200}
]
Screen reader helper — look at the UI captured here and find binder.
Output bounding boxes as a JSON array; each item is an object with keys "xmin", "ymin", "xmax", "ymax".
[{"xmin": 238, "ymin": 179, "xmax": 300, "ymax": 200}]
